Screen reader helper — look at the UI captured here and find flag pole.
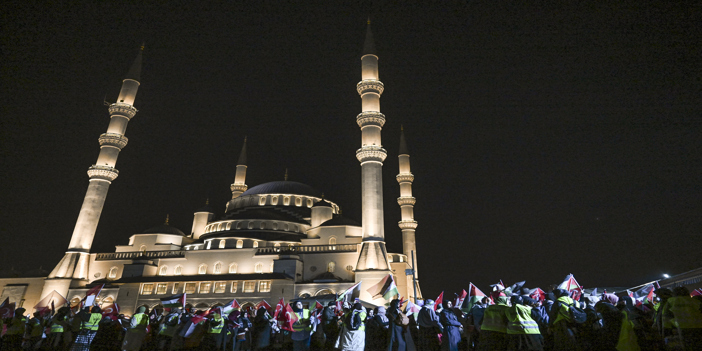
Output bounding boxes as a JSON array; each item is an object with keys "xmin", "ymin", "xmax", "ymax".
[{"xmin": 411, "ymin": 250, "xmax": 418, "ymax": 303}]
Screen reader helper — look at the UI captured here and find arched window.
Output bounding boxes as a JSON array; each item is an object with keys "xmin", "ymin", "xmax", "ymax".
[
  {"xmin": 260, "ymin": 222, "xmax": 266, "ymax": 229},
  {"xmin": 329, "ymin": 237, "xmax": 337, "ymax": 245},
  {"xmin": 295, "ymin": 197, "xmax": 302, "ymax": 207},
  {"xmin": 198, "ymin": 264, "xmax": 207, "ymax": 275},
  {"xmin": 214, "ymin": 262, "xmax": 222, "ymax": 274},
  {"xmin": 174, "ymin": 265, "xmax": 182, "ymax": 275},
  {"xmin": 259, "ymin": 196, "xmax": 267, "ymax": 206},
  {"xmin": 316, "ymin": 288, "xmax": 335, "ymax": 296},
  {"xmin": 274, "ymin": 243, "xmax": 281, "ymax": 248},
  {"xmin": 139, "ymin": 245, "xmax": 147, "ymax": 252},
  {"xmin": 307, "ymin": 198, "xmax": 313, "ymax": 207},
  {"xmin": 283, "ymin": 196, "xmax": 290, "ymax": 206},
  {"xmin": 255, "ymin": 263, "xmax": 263, "ymax": 273},
  {"xmin": 219, "ymin": 240, "xmax": 226, "ymax": 249},
  {"xmin": 159, "ymin": 266, "xmax": 168, "ymax": 276},
  {"xmin": 229, "ymin": 263, "xmax": 238, "ymax": 274},
  {"xmin": 327, "ymin": 261, "xmax": 336, "ymax": 273},
  {"xmin": 236, "ymin": 222, "xmax": 243, "ymax": 229},
  {"xmin": 108, "ymin": 267, "xmax": 118, "ymax": 279},
  {"xmin": 236, "ymin": 240, "xmax": 243, "ymax": 248},
  {"xmin": 253, "ymin": 241, "xmax": 259, "ymax": 248},
  {"xmin": 271, "ymin": 196, "xmax": 279, "ymax": 205}
]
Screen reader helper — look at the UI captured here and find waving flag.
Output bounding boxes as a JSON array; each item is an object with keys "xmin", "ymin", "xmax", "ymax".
[
  {"xmin": 0, "ymin": 298, "xmax": 15, "ymax": 319},
  {"xmin": 691, "ymin": 288, "xmax": 702, "ymax": 297},
  {"xmin": 505, "ymin": 281, "xmax": 526, "ymax": 296},
  {"xmin": 256, "ymin": 300, "xmax": 272, "ymax": 312},
  {"xmin": 83, "ymin": 284, "xmax": 105, "ymax": 307},
  {"xmin": 529, "ymin": 288, "xmax": 546, "ymax": 303},
  {"xmin": 160, "ymin": 293, "xmax": 186, "ymax": 309},
  {"xmin": 367, "ymin": 274, "xmax": 399, "ymax": 300},
  {"xmin": 434, "ymin": 292, "xmax": 444, "ymax": 311},
  {"xmin": 463, "ymin": 282, "xmax": 489, "ymax": 312},
  {"xmin": 455, "ymin": 289, "xmax": 468, "ymax": 308},
  {"xmin": 337, "ymin": 281, "xmax": 362, "ymax": 302},
  {"xmin": 633, "ymin": 284, "xmax": 656, "ymax": 306},
  {"xmin": 558, "ymin": 274, "xmax": 583, "ymax": 301},
  {"xmin": 405, "ymin": 300, "xmax": 421, "ymax": 320},
  {"xmin": 222, "ymin": 299, "xmax": 240, "ymax": 316},
  {"xmin": 102, "ymin": 303, "xmax": 120, "ymax": 319},
  {"xmin": 281, "ymin": 303, "xmax": 299, "ymax": 332},
  {"xmin": 274, "ymin": 298, "xmax": 285, "ymax": 319}
]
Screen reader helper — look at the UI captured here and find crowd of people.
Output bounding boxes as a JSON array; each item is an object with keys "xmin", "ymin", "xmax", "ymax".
[{"xmin": 1, "ymin": 285, "xmax": 701, "ymax": 351}]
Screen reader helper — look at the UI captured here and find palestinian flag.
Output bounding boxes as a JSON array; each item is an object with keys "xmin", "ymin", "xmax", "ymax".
[
  {"xmin": 367, "ymin": 274, "xmax": 399, "ymax": 300},
  {"xmin": 337, "ymin": 281, "xmax": 362, "ymax": 302},
  {"xmin": 160, "ymin": 293, "xmax": 186, "ymax": 308},
  {"xmin": 633, "ymin": 284, "xmax": 656, "ymax": 306},
  {"xmin": 463, "ymin": 282, "xmax": 488, "ymax": 312},
  {"xmin": 558, "ymin": 274, "xmax": 583, "ymax": 301},
  {"xmin": 405, "ymin": 300, "xmax": 421, "ymax": 320}
]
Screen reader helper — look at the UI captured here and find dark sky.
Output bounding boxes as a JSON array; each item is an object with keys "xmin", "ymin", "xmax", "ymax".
[{"xmin": 2, "ymin": 1, "xmax": 701, "ymax": 299}]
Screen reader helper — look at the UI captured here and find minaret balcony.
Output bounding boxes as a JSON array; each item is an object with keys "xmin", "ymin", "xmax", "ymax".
[
  {"xmin": 87, "ymin": 165, "xmax": 119, "ymax": 182},
  {"xmin": 396, "ymin": 173, "xmax": 414, "ymax": 183},
  {"xmin": 356, "ymin": 146, "xmax": 387, "ymax": 163},
  {"xmin": 397, "ymin": 196, "xmax": 416, "ymax": 206},
  {"xmin": 230, "ymin": 184, "xmax": 248, "ymax": 193},
  {"xmin": 108, "ymin": 103, "xmax": 138, "ymax": 120},
  {"xmin": 356, "ymin": 112, "xmax": 386, "ymax": 128},
  {"xmin": 398, "ymin": 220, "xmax": 418, "ymax": 229},
  {"xmin": 356, "ymin": 79, "xmax": 384, "ymax": 96},
  {"xmin": 98, "ymin": 133, "xmax": 128, "ymax": 150}
]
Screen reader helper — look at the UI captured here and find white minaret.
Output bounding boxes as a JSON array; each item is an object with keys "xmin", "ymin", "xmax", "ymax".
[
  {"xmin": 397, "ymin": 127, "xmax": 419, "ymax": 279},
  {"xmin": 355, "ymin": 20, "xmax": 392, "ymax": 303},
  {"xmin": 43, "ymin": 46, "xmax": 143, "ymax": 298},
  {"xmin": 230, "ymin": 137, "xmax": 248, "ymax": 199}
]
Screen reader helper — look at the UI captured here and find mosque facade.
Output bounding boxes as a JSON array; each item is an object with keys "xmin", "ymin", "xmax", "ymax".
[{"xmin": 0, "ymin": 23, "xmax": 422, "ymax": 315}]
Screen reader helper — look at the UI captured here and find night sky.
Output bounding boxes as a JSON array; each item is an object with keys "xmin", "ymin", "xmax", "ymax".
[{"xmin": 2, "ymin": 1, "xmax": 701, "ymax": 299}]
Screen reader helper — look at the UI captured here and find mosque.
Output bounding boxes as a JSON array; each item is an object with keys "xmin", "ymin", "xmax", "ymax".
[{"xmin": 0, "ymin": 23, "xmax": 423, "ymax": 315}]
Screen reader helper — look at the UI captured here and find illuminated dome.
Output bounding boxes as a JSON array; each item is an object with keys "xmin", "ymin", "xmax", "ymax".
[
  {"xmin": 142, "ymin": 224, "xmax": 185, "ymax": 236},
  {"xmin": 241, "ymin": 181, "xmax": 322, "ymax": 198}
]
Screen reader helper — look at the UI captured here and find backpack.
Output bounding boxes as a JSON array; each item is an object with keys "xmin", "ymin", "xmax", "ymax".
[
  {"xmin": 346, "ymin": 311, "xmax": 362, "ymax": 331},
  {"xmin": 566, "ymin": 304, "xmax": 587, "ymax": 324},
  {"xmin": 395, "ymin": 311, "xmax": 410, "ymax": 326}
]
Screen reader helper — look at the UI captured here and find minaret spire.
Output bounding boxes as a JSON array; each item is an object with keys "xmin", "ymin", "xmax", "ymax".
[
  {"xmin": 230, "ymin": 137, "xmax": 248, "ymax": 199},
  {"xmin": 44, "ymin": 45, "xmax": 144, "ymax": 298},
  {"xmin": 397, "ymin": 127, "xmax": 419, "ymax": 292},
  {"xmin": 354, "ymin": 20, "xmax": 391, "ymax": 304}
]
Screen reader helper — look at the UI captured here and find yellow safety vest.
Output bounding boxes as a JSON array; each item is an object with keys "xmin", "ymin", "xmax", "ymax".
[
  {"xmin": 293, "ymin": 309, "xmax": 311, "ymax": 332},
  {"xmin": 345, "ymin": 310, "xmax": 367, "ymax": 332},
  {"xmin": 129, "ymin": 313, "xmax": 148, "ymax": 333},
  {"xmin": 481, "ymin": 304, "xmax": 509, "ymax": 333},
  {"xmin": 83, "ymin": 313, "xmax": 102, "ymax": 331},
  {"xmin": 505, "ymin": 305, "xmax": 540, "ymax": 335},
  {"xmin": 208, "ymin": 314, "xmax": 225, "ymax": 334},
  {"xmin": 6, "ymin": 317, "xmax": 27, "ymax": 335},
  {"xmin": 665, "ymin": 296, "xmax": 702, "ymax": 329},
  {"xmin": 159, "ymin": 314, "xmax": 179, "ymax": 336}
]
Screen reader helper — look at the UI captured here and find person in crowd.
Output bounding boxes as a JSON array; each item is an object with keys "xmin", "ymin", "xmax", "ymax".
[
  {"xmin": 662, "ymin": 286, "xmax": 702, "ymax": 349},
  {"xmin": 439, "ymin": 300, "xmax": 463, "ymax": 351},
  {"xmin": 25, "ymin": 311, "xmax": 44, "ymax": 350},
  {"xmin": 339, "ymin": 302, "xmax": 366, "ymax": 351},
  {"xmin": 365, "ymin": 306, "xmax": 390, "ymax": 350},
  {"xmin": 549, "ymin": 289, "xmax": 578, "ymax": 351},
  {"xmin": 70, "ymin": 306, "xmax": 102, "ymax": 351},
  {"xmin": 387, "ymin": 299, "xmax": 408, "ymax": 351},
  {"xmin": 417, "ymin": 299, "xmax": 442, "ymax": 351},
  {"xmin": 321, "ymin": 302, "xmax": 340, "ymax": 351},
  {"xmin": 253, "ymin": 306, "xmax": 273, "ymax": 350},
  {"xmin": 290, "ymin": 301, "xmax": 312, "ymax": 351},
  {"xmin": 478, "ymin": 296, "xmax": 509, "ymax": 351},
  {"xmin": 46, "ymin": 307, "xmax": 71, "ymax": 351},
  {"xmin": 594, "ymin": 299, "xmax": 622, "ymax": 350},
  {"xmin": 466, "ymin": 297, "xmax": 489, "ymax": 351},
  {"xmin": 504, "ymin": 296, "xmax": 543, "ymax": 351},
  {"xmin": 234, "ymin": 309, "xmax": 253, "ymax": 351},
  {"xmin": 154, "ymin": 307, "xmax": 181, "ymax": 351},
  {"xmin": 202, "ymin": 310, "xmax": 225, "ymax": 351},
  {"xmin": 122, "ymin": 306, "xmax": 149, "ymax": 351}
]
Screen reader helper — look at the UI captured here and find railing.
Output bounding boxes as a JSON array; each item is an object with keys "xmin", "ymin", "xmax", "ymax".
[
  {"xmin": 95, "ymin": 250, "xmax": 185, "ymax": 260},
  {"xmin": 256, "ymin": 244, "xmax": 358, "ymax": 255}
]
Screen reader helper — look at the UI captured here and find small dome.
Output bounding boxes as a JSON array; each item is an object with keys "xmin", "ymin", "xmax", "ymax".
[
  {"xmin": 241, "ymin": 181, "xmax": 322, "ymax": 198},
  {"xmin": 320, "ymin": 215, "xmax": 360, "ymax": 227},
  {"xmin": 142, "ymin": 224, "xmax": 185, "ymax": 236}
]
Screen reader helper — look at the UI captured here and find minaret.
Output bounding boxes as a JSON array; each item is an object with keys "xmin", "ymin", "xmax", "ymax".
[
  {"xmin": 43, "ymin": 46, "xmax": 143, "ymax": 297},
  {"xmin": 355, "ymin": 20, "xmax": 392, "ymax": 303},
  {"xmin": 230, "ymin": 137, "xmax": 248, "ymax": 199},
  {"xmin": 397, "ymin": 127, "xmax": 419, "ymax": 279}
]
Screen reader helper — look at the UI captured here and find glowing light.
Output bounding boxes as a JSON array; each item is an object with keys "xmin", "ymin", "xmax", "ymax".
[{"xmin": 663, "ymin": 274, "xmax": 670, "ymax": 278}]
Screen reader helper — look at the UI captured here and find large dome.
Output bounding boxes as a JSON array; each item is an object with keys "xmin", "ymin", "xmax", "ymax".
[{"xmin": 241, "ymin": 181, "xmax": 322, "ymax": 198}]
